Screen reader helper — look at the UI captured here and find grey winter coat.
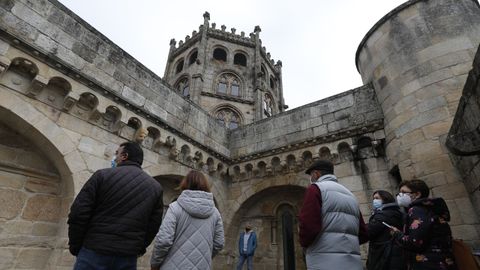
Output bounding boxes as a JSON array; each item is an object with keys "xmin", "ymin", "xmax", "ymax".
[
  {"xmin": 306, "ymin": 174, "xmax": 362, "ymax": 270},
  {"xmin": 150, "ymin": 190, "xmax": 224, "ymax": 269}
]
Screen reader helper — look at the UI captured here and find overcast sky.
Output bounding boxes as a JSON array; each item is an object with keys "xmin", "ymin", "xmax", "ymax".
[{"xmin": 58, "ymin": 0, "xmax": 406, "ymax": 109}]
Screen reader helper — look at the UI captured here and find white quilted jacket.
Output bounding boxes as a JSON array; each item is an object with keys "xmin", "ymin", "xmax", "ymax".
[{"xmin": 150, "ymin": 190, "xmax": 224, "ymax": 269}]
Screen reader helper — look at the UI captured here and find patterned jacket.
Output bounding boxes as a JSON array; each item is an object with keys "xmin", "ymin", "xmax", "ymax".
[{"xmin": 393, "ymin": 197, "xmax": 457, "ymax": 270}]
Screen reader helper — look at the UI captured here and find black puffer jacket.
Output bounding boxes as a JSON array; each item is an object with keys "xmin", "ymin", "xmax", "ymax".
[
  {"xmin": 367, "ymin": 202, "xmax": 406, "ymax": 270},
  {"xmin": 68, "ymin": 161, "xmax": 164, "ymax": 256}
]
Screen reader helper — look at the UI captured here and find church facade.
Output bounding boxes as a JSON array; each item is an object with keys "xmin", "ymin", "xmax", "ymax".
[{"xmin": 0, "ymin": 0, "xmax": 479, "ymax": 269}]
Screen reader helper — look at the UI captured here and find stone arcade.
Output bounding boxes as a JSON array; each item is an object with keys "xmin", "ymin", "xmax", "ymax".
[{"xmin": 0, "ymin": 0, "xmax": 480, "ymax": 269}]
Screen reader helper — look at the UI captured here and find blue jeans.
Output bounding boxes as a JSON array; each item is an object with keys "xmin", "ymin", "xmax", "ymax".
[
  {"xmin": 236, "ymin": 254, "xmax": 253, "ymax": 270},
  {"xmin": 73, "ymin": 247, "xmax": 137, "ymax": 270}
]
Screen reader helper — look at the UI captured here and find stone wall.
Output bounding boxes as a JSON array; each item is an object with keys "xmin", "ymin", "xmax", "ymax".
[
  {"xmin": 0, "ymin": 0, "xmax": 230, "ymax": 157},
  {"xmin": 229, "ymin": 85, "xmax": 384, "ymax": 158},
  {"xmin": 0, "ymin": 47, "xmax": 228, "ymax": 269},
  {"xmin": 447, "ymin": 44, "xmax": 480, "ymax": 222},
  {"xmin": 357, "ymin": 0, "xmax": 480, "ymax": 245}
]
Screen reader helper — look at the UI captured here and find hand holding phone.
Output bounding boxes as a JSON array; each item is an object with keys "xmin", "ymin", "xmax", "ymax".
[{"xmin": 382, "ymin": 221, "xmax": 394, "ymax": 229}]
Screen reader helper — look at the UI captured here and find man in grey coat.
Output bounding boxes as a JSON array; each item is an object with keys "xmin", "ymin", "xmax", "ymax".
[{"xmin": 299, "ymin": 160, "xmax": 368, "ymax": 270}]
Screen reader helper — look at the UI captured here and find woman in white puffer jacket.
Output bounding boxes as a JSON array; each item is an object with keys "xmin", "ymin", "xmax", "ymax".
[{"xmin": 150, "ymin": 170, "xmax": 225, "ymax": 270}]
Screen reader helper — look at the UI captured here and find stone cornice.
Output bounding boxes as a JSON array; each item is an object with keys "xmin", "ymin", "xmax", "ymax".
[
  {"xmin": 230, "ymin": 119, "xmax": 384, "ymax": 163},
  {"xmin": 201, "ymin": 91, "xmax": 254, "ymax": 105},
  {"xmin": 0, "ymin": 29, "xmax": 232, "ymax": 163}
]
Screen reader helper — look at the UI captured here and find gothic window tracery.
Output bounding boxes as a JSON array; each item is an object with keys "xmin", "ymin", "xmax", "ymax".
[
  {"xmin": 215, "ymin": 108, "xmax": 241, "ymax": 129},
  {"xmin": 215, "ymin": 73, "xmax": 241, "ymax": 97}
]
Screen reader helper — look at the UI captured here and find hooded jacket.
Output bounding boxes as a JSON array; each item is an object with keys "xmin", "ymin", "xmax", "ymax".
[
  {"xmin": 367, "ymin": 202, "xmax": 406, "ymax": 270},
  {"xmin": 151, "ymin": 190, "xmax": 224, "ymax": 270},
  {"xmin": 393, "ymin": 197, "xmax": 457, "ymax": 270}
]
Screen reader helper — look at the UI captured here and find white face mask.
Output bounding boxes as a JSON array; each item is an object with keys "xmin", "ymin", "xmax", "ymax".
[
  {"xmin": 372, "ymin": 199, "xmax": 383, "ymax": 210},
  {"xmin": 396, "ymin": 193, "xmax": 412, "ymax": 207}
]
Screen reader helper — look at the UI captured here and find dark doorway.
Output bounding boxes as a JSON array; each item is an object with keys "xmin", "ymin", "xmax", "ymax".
[{"xmin": 282, "ymin": 211, "xmax": 295, "ymax": 270}]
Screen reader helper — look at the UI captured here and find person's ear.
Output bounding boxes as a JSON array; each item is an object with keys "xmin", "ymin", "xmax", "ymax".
[{"xmin": 120, "ymin": 152, "xmax": 128, "ymax": 161}]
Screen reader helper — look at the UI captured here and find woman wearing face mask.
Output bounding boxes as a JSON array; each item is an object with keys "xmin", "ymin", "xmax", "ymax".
[
  {"xmin": 391, "ymin": 179, "xmax": 457, "ymax": 270},
  {"xmin": 366, "ymin": 190, "xmax": 405, "ymax": 270}
]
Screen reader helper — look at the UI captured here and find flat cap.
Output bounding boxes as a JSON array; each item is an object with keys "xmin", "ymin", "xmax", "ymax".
[{"xmin": 305, "ymin": 160, "xmax": 334, "ymax": 175}]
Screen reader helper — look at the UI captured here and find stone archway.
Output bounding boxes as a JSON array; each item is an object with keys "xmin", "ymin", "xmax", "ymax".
[
  {"xmin": 0, "ymin": 89, "xmax": 87, "ymax": 269},
  {"xmin": 222, "ymin": 184, "xmax": 307, "ymax": 270}
]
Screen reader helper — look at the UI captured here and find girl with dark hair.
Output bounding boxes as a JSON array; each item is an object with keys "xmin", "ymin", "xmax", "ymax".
[
  {"xmin": 391, "ymin": 179, "xmax": 457, "ymax": 270},
  {"xmin": 367, "ymin": 190, "xmax": 405, "ymax": 270},
  {"xmin": 150, "ymin": 170, "xmax": 224, "ymax": 270}
]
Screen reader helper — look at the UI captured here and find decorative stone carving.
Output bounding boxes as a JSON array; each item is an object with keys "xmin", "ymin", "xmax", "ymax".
[{"xmin": 134, "ymin": 127, "xmax": 149, "ymax": 143}]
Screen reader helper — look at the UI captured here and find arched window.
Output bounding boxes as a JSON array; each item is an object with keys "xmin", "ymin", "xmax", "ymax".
[
  {"xmin": 260, "ymin": 65, "xmax": 267, "ymax": 81},
  {"xmin": 270, "ymin": 76, "xmax": 276, "ymax": 89},
  {"xmin": 175, "ymin": 59, "xmax": 184, "ymax": 74},
  {"xmin": 175, "ymin": 77, "xmax": 190, "ymax": 98},
  {"xmin": 263, "ymin": 93, "xmax": 274, "ymax": 117},
  {"xmin": 188, "ymin": 50, "xmax": 198, "ymax": 65},
  {"xmin": 213, "ymin": 48, "xmax": 227, "ymax": 61},
  {"xmin": 215, "ymin": 73, "xmax": 242, "ymax": 97},
  {"xmin": 214, "ymin": 108, "xmax": 242, "ymax": 130},
  {"xmin": 231, "ymin": 79, "xmax": 240, "ymax": 96},
  {"xmin": 234, "ymin": 53, "xmax": 247, "ymax": 66}
]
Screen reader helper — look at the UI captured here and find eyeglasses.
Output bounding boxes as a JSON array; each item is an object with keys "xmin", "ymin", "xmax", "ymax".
[{"xmin": 396, "ymin": 192, "xmax": 412, "ymax": 197}]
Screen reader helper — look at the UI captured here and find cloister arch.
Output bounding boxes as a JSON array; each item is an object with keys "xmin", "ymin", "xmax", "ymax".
[
  {"xmin": 223, "ymin": 181, "xmax": 307, "ymax": 270},
  {"xmin": 0, "ymin": 87, "xmax": 87, "ymax": 268}
]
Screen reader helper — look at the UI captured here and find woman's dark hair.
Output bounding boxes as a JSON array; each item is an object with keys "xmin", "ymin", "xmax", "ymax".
[
  {"xmin": 373, "ymin": 190, "xmax": 395, "ymax": 204},
  {"xmin": 399, "ymin": 179, "xmax": 430, "ymax": 198},
  {"xmin": 120, "ymin": 142, "xmax": 144, "ymax": 165},
  {"xmin": 178, "ymin": 170, "xmax": 210, "ymax": 192}
]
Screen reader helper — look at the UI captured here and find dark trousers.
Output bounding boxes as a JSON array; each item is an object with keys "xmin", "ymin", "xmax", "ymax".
[
  {"xmin": 237, "ymin": 254, "xmax": 253, "ymax": 270},
  {"xmin": 73, "ymin": 247, "xmax": 137, "ymax": 270}
]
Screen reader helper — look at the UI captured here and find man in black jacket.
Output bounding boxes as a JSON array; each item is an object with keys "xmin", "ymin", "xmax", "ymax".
[{"xmin": 68, "ymin": 142, "xmax": 163, "ymax": 269}]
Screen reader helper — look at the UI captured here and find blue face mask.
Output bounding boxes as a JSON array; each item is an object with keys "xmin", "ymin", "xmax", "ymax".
[
  {"xmin": 372, "ymin": 199, "xmax": 383, "ymax": 210},
  {"xmin": 111, "ymin": 155, "xmax": 117, "ymax": 168}
]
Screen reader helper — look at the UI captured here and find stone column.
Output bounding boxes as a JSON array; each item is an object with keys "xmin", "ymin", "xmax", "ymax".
[{"xmin": 356, "ymin": 0, "xmax": 480, "ymax": 245}]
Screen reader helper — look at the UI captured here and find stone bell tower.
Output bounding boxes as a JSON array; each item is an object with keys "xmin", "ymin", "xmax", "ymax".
[{"xmin": 163, "ymin": 12, "xmax": 287, "ymax": 129}]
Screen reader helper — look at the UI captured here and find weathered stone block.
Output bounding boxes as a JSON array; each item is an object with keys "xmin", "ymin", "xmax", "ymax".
[
  {"xmin": 32, "ymin": 222, "xmax": 58, "ymax": 236},
  {"xmin": 2, "ymin": 220, "xmax": 33, "ymax": 235},
  {"xmin": 15, "ymin": 248, "xmax": 52, "ymax": 269},
  {"xmin": 451, "ymin": 225, "xmax": 479, "ymax": 241},
  {"xmin": 0, "ymin": 188, "xmax": 26, "ymax": 219},
  {"xmin": 338, "ymin": 175, "xmax": 364, "ymax": 192},
  {"xmin": 418, "ymin": 96, "xmax": 447, "ymax": 113},
  {"xmin": 22, "ymin": 195, "xmax": 61, "ymax": 222},
  {"xmin": 395, "ymin": 107, "xmax": 449, "ymax": 137},
  {"xmin": 0, "ymin": 247, "xmax": 17, "ymax": 269},
  {"xmin": 78, "ymin": 136, "xmax": 106, "ymax": 158},
  {"xmin": 25, "ymin": 177, "xmax": 60, "ymax": 195},
  {"xmin": 432, "ymin": 183, "xmax": 468, "ymax": 200},
  {"xmin": 0, "ymin": 170, "xmax": 26, "ymax": 189},
  {"xmin": 421, "ymin": 121, "xmax": 451, "ymax": 139}
]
